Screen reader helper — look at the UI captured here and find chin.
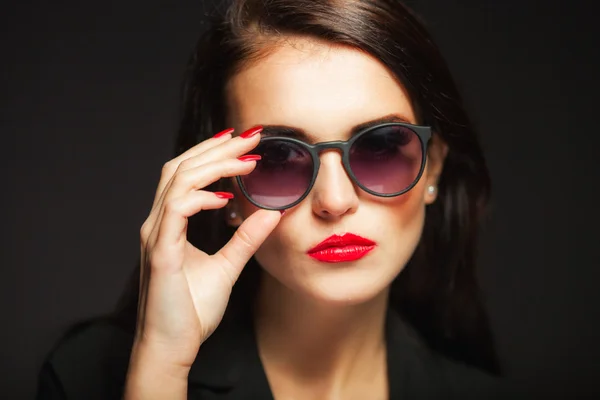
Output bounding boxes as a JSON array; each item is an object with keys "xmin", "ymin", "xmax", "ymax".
[
  {"xmin": 257, "ymin": 250, "xmax": 408, "ymax": 307},
  {"xmin": 292, "ymin": 265, "xmax": 400, "ymax": 307},
  {"xmin": 307, "ymin": 288, "xmax": 385, "ymax": 307}
]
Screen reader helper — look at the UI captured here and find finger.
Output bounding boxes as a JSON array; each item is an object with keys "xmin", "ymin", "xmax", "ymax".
[
  {"xmin": 152, "ymin": 129, "xmax": 234, "ymax": 210},
  {"xmin": 175, "ymin": 127, "xmax": 262, "ymax": 174},
  {"xmin": 151, "ymin": 191, "xmax": 234, "ymax": 268},
  {"xmin": 166, "ymin": 157, "xmax": 259, "ymax": 201},
  {"xmin": 147, "ymin": 157, "xmax": 259, "ymax": 244},
  {"xmin": 213, "ymin": 209, "xmax": 281, "ymax": 284},
  {"xmin": 150, "ymin": 129, "xmax": 261, "ymax": 228}
]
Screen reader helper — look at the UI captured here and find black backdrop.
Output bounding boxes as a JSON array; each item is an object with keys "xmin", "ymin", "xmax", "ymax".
[{"xmin": 3, "ymin": 0, "xmax": 599, "ymax": 398}]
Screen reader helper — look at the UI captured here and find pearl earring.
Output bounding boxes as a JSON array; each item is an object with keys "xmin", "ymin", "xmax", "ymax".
[
  {"xmin": 427, "ymin": 185, "xmax": 437, "ymax": 195},
  {"xmin": 229, "ymin": 211, "xmax": 237, "ymax": 220}
]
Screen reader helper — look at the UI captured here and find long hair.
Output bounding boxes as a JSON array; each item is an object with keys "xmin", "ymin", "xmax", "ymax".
[{"xmin": 113, "ymin": 0, "xmax": 501, "ymax": 375}]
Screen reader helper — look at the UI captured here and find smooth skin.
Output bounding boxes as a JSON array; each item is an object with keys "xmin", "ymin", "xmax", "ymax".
[
  {"xmin": 124, "ymin": 129, "xmax": 281, "ymax": 399},
  {"xmin": 226, "ymin": 38, "xmax": 447, "ymax": 399},
  {"xmin": 125, "ymin": 36, "xmax": 447, "ymax": 400}
]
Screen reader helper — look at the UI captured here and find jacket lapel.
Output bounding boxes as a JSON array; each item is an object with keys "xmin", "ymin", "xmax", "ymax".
[
  {"xmin": 187, "ymin": 299, "xmax": 424, "ymax": 399},
  {"xmin": 187, "ymin": 298, "xmax": 274, "ymax": 399}
]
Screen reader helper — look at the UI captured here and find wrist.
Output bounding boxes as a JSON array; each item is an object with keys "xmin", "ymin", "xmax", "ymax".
[
  {"xmin": 130, "ymin": 338, "xmax": 193, "ymax": 379},
  {"xmin": 124, "ymin": 340, "xmax": 191, "ymax": 400}
]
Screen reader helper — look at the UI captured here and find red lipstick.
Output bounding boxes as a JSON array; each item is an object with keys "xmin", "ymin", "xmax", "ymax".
[{"xmin": 307, "ymin": 233, "xmax": 376, "ymax": 263}]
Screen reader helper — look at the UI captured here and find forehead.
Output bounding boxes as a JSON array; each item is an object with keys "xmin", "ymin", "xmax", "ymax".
[{"xmin": 226, "ymin": 37, "xmax": 416, "ymax": 139}]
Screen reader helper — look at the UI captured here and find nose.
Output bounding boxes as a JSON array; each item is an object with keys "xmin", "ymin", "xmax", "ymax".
[{"xmin": 310, "ymin": 150, "xmax": 359, "ymax": 219}]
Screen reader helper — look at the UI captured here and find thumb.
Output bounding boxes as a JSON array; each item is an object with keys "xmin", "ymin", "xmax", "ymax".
[{"xmin": 214, "ymin": 209, "xmax": 281, "ymax": 282}]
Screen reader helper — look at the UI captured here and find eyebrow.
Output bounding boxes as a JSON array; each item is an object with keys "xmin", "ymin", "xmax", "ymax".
[{"xmin": 258, "ymin": 114, "xmax": 413, "ymax": 141}]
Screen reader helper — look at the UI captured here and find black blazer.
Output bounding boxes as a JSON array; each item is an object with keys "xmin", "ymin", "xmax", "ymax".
[{"xmin": 36, "ymin": 306, "xmax": 510, "ymax": 399}]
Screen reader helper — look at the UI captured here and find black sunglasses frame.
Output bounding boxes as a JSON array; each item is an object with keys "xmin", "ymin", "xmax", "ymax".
[{"xmin": 235, "ymin": 122, "xmax": 432, "ymax": 210}]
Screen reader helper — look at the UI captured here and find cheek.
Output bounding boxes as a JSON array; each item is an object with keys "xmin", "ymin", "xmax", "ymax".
[
  {"xmin": 372, "ymin": 180, "xmax": 428, "ymax": 261},
  {"xmin": 375, "ymin": 177, "xmax": 427, "ymax": 222},
  {"xmin": 230, "ymin": 180, "xmax": 288, "ymax": 263}
]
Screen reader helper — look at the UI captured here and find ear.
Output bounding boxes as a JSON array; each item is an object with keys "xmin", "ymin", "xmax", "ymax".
[{"xmin": 424, "ymin": 133, "xmax": 449, "ymax": 205}]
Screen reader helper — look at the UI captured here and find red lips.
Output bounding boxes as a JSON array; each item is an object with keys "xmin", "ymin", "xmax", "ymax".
[{"xmin": 307, "ymin": 233, "xmax": 376, "ymax": 263}]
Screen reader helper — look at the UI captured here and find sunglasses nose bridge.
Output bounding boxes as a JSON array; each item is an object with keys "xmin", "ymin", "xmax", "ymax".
[
  {"xmin": 312, "ymin": 141, "xmax": 348, "ymax": 157},
  {"xmin": 311, "ymin": 142, "xmax": 355, "ymax": 188},
  {"xmin": 311, "ymin": 142, "xmax": 349, "ymax": 177}
]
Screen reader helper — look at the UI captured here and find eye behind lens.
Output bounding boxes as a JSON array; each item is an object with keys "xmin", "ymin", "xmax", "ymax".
[
  {"xmin": 239, "ymin": 139, "xmax": 314, "ymax": 209},
  {"xmin": 349, "ymin": 125, "xmax": 423, "ymax": 196}
]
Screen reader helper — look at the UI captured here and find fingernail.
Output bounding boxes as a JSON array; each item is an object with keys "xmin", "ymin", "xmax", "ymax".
[
  {"xmin": 240, "ymin": 126, "xmax": 263, "ymax": 139},
  {"xmin": 213, "ymin": 128, "xmax": 235, "ymax": 138},
  {"xmin": 214, "ymin": 192, "xmax": 234, "ymax": 199},
  {"xmin": 238, "ymin": 154, "xmax": 262, "ymax": 162}
]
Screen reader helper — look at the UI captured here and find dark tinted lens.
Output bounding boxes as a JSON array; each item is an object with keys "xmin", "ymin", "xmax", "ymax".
[
  {"xmin": 239, "ymin": 139, "xmax": 314, "ymax": 208},
  {"xmin": 349, "ymin": 125, "xmax": 423, "ymax": 194}
]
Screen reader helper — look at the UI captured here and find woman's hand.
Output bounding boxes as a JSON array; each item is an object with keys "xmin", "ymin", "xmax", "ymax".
[{"xmin": 125, "ymin": 127, "xmax": 280, "ymax": 395}]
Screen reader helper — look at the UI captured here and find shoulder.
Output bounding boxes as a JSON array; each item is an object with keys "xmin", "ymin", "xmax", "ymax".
[
  {"xmin": 405, "ymin": 341, "xmax": 515, "ymax": 399},
  {"xmin": 386, "ymin": 311, "xmax": 514, "ymax": 399},
  {"xmin": 36, "ymin": 318, "xmax": 133, "ymax": 400},
  {"xmin": 427, "ymin": 352, "xmax": 511, "ymax": 399}
]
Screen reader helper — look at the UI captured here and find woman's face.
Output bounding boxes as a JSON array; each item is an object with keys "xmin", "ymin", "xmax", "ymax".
[{"xmin": 226, "ymin": 37, "xmax": 446, "ymax": 305}]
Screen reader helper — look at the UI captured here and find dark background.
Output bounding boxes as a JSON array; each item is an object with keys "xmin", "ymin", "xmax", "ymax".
[{"xmin": 3, "ymin": 0, "xmax": 599, "ymax": 398}]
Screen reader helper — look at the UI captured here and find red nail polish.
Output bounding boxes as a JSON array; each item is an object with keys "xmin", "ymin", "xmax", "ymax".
[
  {"xmin": 238, "ymin": 154, "xmax": 262, "ymax": 162},
  {"xmin": 240, "ymin": 126, "xmax": 263, "ymax": 139},
  {"xmin": 213, "ymin": 128, "xmax": 234, "ymax": 138},
  {"xmin": 214, "ymin": 192, "xmax": 234, "ymax": 199}
]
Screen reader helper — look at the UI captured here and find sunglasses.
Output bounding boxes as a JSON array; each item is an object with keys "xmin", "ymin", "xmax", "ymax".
[{"xmin": 236, "ymin": 122, "xmax": 432, "ymax": 210}]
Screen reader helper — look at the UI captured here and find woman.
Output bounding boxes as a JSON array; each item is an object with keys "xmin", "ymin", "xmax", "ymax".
[{"xmin": 37, "ymin": 0, "xmax": 508, "ymax": 398}]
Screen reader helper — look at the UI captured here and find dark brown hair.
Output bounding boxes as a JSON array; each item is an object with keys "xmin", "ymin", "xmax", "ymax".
[{"xmin": 114, "ymin": 0, "xmax": 501, "ymax": 375}]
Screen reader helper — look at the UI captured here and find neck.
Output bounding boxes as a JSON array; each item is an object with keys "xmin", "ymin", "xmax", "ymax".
[{"xmin": 253, "ymin": 271, "xmax": 389, "ymax": 390}]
